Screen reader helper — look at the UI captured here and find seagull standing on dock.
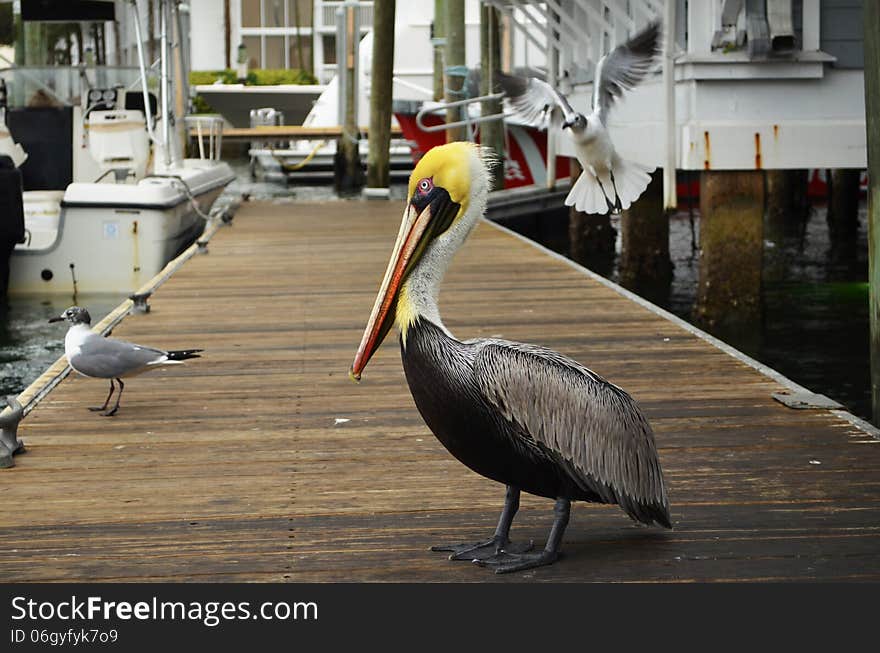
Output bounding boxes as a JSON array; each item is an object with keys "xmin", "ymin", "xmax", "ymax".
[
  {"xmin": 500, "ymin": 20, "xmax": 662, "ymax": 215},
  {"xmin": 350, "ymin": 142, "xmax": 670, "ymax": 574},
  {"xmin": 49, "ymin": 306, "xmax": 202, "ymax": 416}
]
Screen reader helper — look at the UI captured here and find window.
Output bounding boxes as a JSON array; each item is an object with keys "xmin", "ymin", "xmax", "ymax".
[
  {"xmin": 241, "ymin": 0, "xmax": 261, "ymax": 28},
  {"xmin": 265, "ymin": 35, "xmax": 285, "ymax": 68},
  {"xmin": 287, "ymin": 0, "xmax": 311, "ymax": 28},
  {"xmin": 242, "ymin": 35, "xmax": 262, "ymax": 69},
  {"xmin": 288, "ymin": 36, "xmax": 313, "ymax": 70},
  {"xmin": 239, "ymin": 0, "xmax": 317, "ymax": 70},
  {"xmin": 265, "ymin": 0, "xmax": 284, "ymax": 28}
]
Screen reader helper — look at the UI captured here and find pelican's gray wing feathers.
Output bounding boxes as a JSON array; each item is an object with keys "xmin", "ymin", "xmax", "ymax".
[
  {"xmin": 592, "ymin": 20, "xmax": 662, "ymax": 122},
  {"xmin": 472, "ymin": 338, "xmax": 670, "ymax": 527},
  {"xmin": 498, "ymin": 72, "xmax": 576, "ymax": 130}
]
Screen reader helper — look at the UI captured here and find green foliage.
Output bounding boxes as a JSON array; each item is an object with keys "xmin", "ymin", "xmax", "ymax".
[
  {"xmin": 249, "ymin": 68, "xmax": 318, "ymax": 86},
  {"xmin": 188, "ymin": 68, "xmax": 319, "ymax": 114}
]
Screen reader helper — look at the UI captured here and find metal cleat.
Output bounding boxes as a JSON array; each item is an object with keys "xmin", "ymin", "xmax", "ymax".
[
  {"xmin": 772, "ymin": 391, "xmax": 844, "ymax": 411},
  {"xmin": 129, "ymin": 291, "xmax": 152, "ymax": 314},
  {"xmin": 0, "ymin": 397, "xmax": 25, "ymax": 469}
]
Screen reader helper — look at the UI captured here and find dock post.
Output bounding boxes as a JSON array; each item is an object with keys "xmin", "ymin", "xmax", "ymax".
[
  {"xmin": 826, "ymin": 169, "xmax": 862, "ymax": 259},
  {"xmin": 334, "ymin": 4, "xmax": 363, "ymax": 194},
  {"xmin": 0, "ymin": 397, "xmax": 24, "ymax": 469},
  {"xmin": 445, "ymin": 0, "xmax": 467, "ymax": 143},
  {"xmin": 865, "ymin": 0, "xmax": 880, "ymax": 424},
  {"xmin": 433, "ymin": 0, "xmax": 446, "ymax": 101},
  {"xmin": 695, "ymin": 170, "xmax": 765, "ymax": 337},
  {"xmin": 366, "ymin": 0, "xmax": 396, "ymax": 193},
  {"xmin": 766, "ymin": 170, "xmax": 809, "ymax": 231},
  {"xmin": 480, "ymin": 3, "xmax": 504, "ymax": 190},
  {"xmin": 620, "ymin": 171, "xmax": 672, "ymax": 304},
  {"xmin": 765, "ymin": 169, "xmax": 810, "ymax": 281},
  {"xmin": 568, "ymin": 161, "xmax": 615, "ymax": 276}
]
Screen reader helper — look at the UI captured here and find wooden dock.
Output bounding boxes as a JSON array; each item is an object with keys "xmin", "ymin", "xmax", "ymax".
[{"xmin": 2, "ymin": 200, "xmax": 879, "ymax": 582}]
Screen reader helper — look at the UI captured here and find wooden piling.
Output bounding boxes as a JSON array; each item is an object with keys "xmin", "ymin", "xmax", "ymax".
[
  {"xmin": 335, "ymin": 4, "xmax": 363, "ymax": 193},
  {"xmin": 865, "ymin": 0, "xmax": 880, "ymax": 424},
  {"xmin": 366, "ymin": 0, "xmax": 396, "ymax": 191},
  {"xmin": 433, "ymin": 0, "xmax": 446, "ymax": 101},
  {"xmin": 695, "ymin": 170, "xmax": 765, "ymax": 333},
  {"xmin": 480, "ymin": 3, "xmax": 504, "ymax": 190},
  {"xmin": 444, "ymin": 0, "xmax": 467, "ymax": 143},
  {"xmin": 568, "ymin": 160, "xmax": 616, "ymax": 276},
  {"xmin": 827, "ymin": 169, "xmax": 861, "ymax": 238},
  {"xmin": 619, "ymin": 171, "xmax": 672, "ymax": 304}
]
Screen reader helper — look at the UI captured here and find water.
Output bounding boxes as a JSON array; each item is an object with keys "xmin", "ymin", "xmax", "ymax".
[
  {"xmin": 2, "ymin": 162, "xmax": 870, "ymax": 424},
  {"xmin": 0, "ymin": 294, "xmax": 123, "ymax": 398}
]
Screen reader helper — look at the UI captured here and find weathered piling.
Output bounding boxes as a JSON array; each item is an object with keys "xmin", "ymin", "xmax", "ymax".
[
  {"xmin": 568, "ymin": 161, "xmax": 615, "ymax": 276},
  {"xmin": 480, "ymin": 3, "xmax": 504, "ymax": 190},
  {"xmin": 695, "ymin": 170, "xmax": 765, "ymax": 335},
  {"xmin": 619, "ymin": 171, "xmax": 672, "ymax": 304},
  {"xmin": 444, "ymin": 0, "xmax": 467, "ymax": 142},
  {"xmin": 865, "ymin": 1, "xmax": 880, "ymax": 424},
  {"xmin": 366, "ymin": 0, "xmax": 396, "ymax": 192},
  {"xmin": 826, "ymin": 169, "xmax": 862, "ymax": 237},
  {"xmin": 335, "ymin": 4, "xmax": 363, "ymax": 193},
  {"xmin": 764, "ymin": 169, "xmax": 810, "ymax": 282},
  {"xmin": 765, "ymin": 170, "xmax": 809, "ymax": 229},
  {"xmin": 433, "ymin": 0, "xmax": 446, "ymax": 101}
]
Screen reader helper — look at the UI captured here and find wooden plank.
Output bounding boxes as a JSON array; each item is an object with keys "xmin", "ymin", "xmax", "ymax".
[{"xmin": 2, "ymin": 200, "xmax": 879, "ymax": 582}]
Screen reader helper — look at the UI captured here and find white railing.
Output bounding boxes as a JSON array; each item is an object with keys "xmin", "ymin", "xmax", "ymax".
[
  {"xmin": 485, "ymin": 0, "xmax": 661, "ymax": 85},
  {"xmin": 317, "ymin": 1, "xmax": 373, "ymax": 31}
]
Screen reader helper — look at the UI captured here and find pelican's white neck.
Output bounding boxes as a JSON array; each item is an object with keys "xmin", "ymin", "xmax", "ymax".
[{"xmin": 396, "ymin": 182, "xmax": 489, "ymax": 341}]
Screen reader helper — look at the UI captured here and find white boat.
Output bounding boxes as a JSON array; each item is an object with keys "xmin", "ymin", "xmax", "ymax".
[
  {"xmin": 248, "ymin": 31, "xmax": 414, "ymax": 183},
  {"xmin": 4, "ymin": 1, "xmax": 233, "ymax": 296}
]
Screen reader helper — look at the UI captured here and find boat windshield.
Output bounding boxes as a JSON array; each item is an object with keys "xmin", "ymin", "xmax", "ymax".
[{"xmin": 0, "ymin": 66, "xmax": 156, "ymax": 109}]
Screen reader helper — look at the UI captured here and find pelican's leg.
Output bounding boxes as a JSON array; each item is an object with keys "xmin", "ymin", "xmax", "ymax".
[
  {"xmin": 475, "ymin": 497, "xmax": 570, "ymax": 574},
  {"xmin": 609, "ymin": 170, "xmax": 623, "ymax": 213},
  {"xmin": 594, "ymin": 176, "xmax": 616, "ymax": 215},
  {"xmin": 431, "ymin": 485, "xmax": 534, "ymax": 561},
  {"xmin": 89, "ymin": 380, "xmax": 115, "ymax": 412},
  {"xmin": 102, "ymin": 378, "xmax": 124, "ymax": 417}
]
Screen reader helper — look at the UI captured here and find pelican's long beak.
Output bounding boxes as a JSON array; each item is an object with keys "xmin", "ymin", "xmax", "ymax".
[{"xmin": 350, "ymin": 191, "xmax": 457, "ymax": 380}]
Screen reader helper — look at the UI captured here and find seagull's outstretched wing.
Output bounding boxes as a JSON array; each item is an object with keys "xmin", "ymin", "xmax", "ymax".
[
  {"xmin": 593, "ymin": 20, "xmax": 662, "ymax": 122},
  {"xmin": 498, "ymin": 72, "xmax": 576, "ymax": 130}
]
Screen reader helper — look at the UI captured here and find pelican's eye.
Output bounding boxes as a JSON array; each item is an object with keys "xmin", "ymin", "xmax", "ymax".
[{"xmin": 417, "ymin": 177, "xmax": 433, "ymax": 196}]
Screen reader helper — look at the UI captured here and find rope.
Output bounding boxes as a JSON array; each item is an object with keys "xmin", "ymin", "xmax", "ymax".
[{"xmin": 277, "ymin": 139, "xmax": 328, "ymax": 172}]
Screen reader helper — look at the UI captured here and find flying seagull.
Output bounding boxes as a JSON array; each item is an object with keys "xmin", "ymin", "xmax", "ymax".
[
  {"xmin": 499, "ymin": 20, "xmax": 662, "ymax": 215},
  {"xmin": 49, "ymin": 306, "xmax": 202, "ymax": 416},
  {"xmin": 351, "ymin": 142, "xmax": 670, "ymax": 574}
]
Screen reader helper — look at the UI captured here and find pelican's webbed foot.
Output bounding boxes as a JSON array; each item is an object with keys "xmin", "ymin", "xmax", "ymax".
[
  {"xmin": 475, "ymin": 497, "xmax": 571, "ymax": 575},
  {"xmin": 431, "ymin": 536, "xmax": 534, "ymax": 561},
  {"xmin": 431, "ymin": 485, "xmax": 533, "ymax": 562},
  {"xmin": 474, "ymin": 549, "xmax": 560, "ymax": 574}
]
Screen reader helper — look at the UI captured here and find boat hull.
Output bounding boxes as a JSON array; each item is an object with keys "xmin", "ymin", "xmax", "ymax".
[{"xmin": 9, "ymin": 162, "xmax": 233, "ymax": 295}]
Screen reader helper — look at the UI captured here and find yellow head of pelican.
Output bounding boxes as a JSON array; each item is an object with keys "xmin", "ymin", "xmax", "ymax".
[{"xmin": 350, "ymin": 142, "xmax": 493, "ymax": 380}]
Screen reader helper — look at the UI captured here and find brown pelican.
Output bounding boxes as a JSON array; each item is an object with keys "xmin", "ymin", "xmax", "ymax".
[
  {"xmin": 350, "ymin": 142, "xmax": 670, "ymax": 573},
  {"xmin": 49, "ymin": 306, "xmax": 202, "ymax": 416}
]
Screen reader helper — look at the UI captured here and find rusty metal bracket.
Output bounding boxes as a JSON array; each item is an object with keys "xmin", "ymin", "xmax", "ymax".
[
  {"xmin": 772, "ymin": 391, "xmax": 844, "ymax": 410},
  {"xmin": 129, "ymin": 291, "xmax": 152, "ymax": 314},
  {"xmin": 0, "ymin": 397, "xmax": 25, "ymax": 469}
]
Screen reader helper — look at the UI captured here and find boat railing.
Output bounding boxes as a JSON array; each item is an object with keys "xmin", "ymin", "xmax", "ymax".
[
  {"xmin": 184, "ymin": 115, "xmax": 225, "ymax": 161},
  {"xmin": 415, "ymin": 92, "xmax": 506, "ymax": 134}
]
